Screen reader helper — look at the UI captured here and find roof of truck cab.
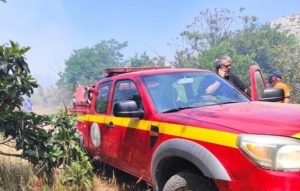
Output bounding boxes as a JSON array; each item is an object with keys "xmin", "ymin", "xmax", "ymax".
[{"xmin": 103, "ymin": 68, "xmax": 212, "ymax": 79}]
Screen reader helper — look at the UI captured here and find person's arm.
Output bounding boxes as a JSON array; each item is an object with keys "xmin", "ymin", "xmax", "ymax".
[
  {"xmin": 198, "ymin": 75, "xmax": 220, "ymax": 95},
  {"xmin": 284, "ymin": 97, "xmax": 290, "ymax": 103},
  {"xmin": 244, "ymin": 88, "xmax": 251, "ymax": 97},
  {"xmin": 205, "ymin": 81, "xmax": 221, "ymax": 94},
  {"xmin": 283, "ymin": 84, "xmax": 291, "ymax": 103}
]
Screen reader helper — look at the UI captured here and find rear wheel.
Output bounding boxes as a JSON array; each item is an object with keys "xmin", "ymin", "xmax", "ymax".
[{"xmin": 162, "ymin": 171, "xmax": 218, "ymax": 191}]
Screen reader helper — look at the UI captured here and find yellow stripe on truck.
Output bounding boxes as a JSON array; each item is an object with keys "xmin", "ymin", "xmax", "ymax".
[
  {"xmin": 105, "ymin": 116, "xmax": 152, "ymax": 131},
  {"xmin": 292, "ymin": 133, "xmax": 300, "ymax": 139},
  {"xmin": 156, "ymin": 122, "xmax": 238, "ymax": 148},
  {"xmin": 78, "ymin": 114, "xmax": 105, "ymax": 123},
  {"xmin": 77, "ymin": 114, "xmax": 238, "ymax": 148}
]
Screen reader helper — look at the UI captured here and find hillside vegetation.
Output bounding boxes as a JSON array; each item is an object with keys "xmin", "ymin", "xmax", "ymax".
[{"xmin": 272, "ymin": 12, "xmax": 300, "ymax": 40}]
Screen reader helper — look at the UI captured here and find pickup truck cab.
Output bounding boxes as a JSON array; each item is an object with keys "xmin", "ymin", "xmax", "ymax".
[{"xmin": 70, "ymin": 66, "xmax": 300, "ymax": 191}]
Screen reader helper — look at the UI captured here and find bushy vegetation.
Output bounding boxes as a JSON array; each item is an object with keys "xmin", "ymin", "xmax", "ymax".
[{"xmin": 0, "ymin": 42, "xmax": 93, "ymax": 190}]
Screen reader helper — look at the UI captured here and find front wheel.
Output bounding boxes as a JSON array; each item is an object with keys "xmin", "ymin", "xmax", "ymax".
[{"xmin": 162, "ymin": 171, "xmax": 218, "ymax": 191}]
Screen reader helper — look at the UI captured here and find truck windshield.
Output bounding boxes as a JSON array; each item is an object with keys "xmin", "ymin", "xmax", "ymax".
[{"xmin": 142, "ymin": 71, "xmax": 249, "ymax": 113}]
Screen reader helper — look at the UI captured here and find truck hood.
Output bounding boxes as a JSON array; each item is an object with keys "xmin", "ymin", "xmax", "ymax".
[{"xmin": 168, "ymin": 102, "xmax": 300, "ymax": 137}]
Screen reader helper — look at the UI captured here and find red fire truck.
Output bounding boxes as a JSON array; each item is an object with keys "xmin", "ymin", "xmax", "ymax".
[{"xmin": 70, "ymin": 66, "xmax": 300, "ymax": 191}]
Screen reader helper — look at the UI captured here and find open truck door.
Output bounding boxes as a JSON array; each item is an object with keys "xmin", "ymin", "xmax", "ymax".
[{"xmin": 249, "ymin": 64, "xmax": 284, "ymax": 102}]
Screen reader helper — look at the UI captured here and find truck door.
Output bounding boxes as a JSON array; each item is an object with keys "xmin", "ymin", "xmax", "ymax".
[
  {"xmin": 109, "ymin": 79, "xmax": 151, "ymax": 177},
  {"xmin": 91, "ymin": 81, "xmax": 118, "ymax": 160},
  {"xmin": 249, "ymin": 64, "xmax": 268, "ymax": 101}
]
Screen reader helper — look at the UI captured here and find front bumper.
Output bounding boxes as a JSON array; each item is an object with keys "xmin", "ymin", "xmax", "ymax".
[{"xmin": 216, "ymin": 168, "xmax": 300, "ymax": 191}]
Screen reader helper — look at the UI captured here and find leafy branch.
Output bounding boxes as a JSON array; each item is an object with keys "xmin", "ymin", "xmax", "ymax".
[{"xmin": 0, "ymin": 41, "xmax": 93, "ymax": 190}]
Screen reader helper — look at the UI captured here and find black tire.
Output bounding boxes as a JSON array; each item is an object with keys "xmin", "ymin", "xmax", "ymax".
[{"xmin": 162, "ymin": 171, "xmax": 218, "ymax": 191}]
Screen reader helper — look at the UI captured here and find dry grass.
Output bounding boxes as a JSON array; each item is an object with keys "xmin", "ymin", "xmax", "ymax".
[
  {"xmin": 0, "ymin": 160, "xmax": 36, "ymax": 191},
  {"xmin": 92, "ymin": 175, "xmax": 118, "ymax": 191},
  {"xmin": 0, "ymin": 136, "xmax": 119, "ymax": 191},
  {"xmin": 0, "ymin": 158, "xmax": 151, "ymax": 191},
  {"xmin": 0, "ymin": 136, "xmax": 152, "ymax": 191},
  {"xmin": 0, "ymin": 139, "xmax": 35, "ymax": 191},
  {"xmin": 92, "ymin": 162, "xmax": 152, "ymax": 191},
  {"xmin": 0, "ymin": 154, "xmax": 120, "ymax": 191}
]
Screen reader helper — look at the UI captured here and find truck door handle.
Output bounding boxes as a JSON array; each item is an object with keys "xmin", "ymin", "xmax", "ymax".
[{"xmin": 104, "ymin": 122, "xmax": 114, "ymax": 128}]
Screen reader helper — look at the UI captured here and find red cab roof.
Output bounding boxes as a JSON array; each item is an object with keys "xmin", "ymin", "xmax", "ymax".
[{"xmin": 102, "ymin": 66, "xmax": 172, "ymax": 77}]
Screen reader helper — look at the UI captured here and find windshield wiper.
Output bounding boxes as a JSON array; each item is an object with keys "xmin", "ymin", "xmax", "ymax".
[
  {"xmin": 220, "ymin": 101, "xmax": 239, "ymax": 105},
  {"xmin": 162, "ymin": 106, "xmax": 196, "ymax": 113}
]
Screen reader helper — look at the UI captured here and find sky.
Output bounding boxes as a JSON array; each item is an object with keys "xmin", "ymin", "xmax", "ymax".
[{"xmin": 1, "ymin": 0, "xmax": 300, "ymax": 86}]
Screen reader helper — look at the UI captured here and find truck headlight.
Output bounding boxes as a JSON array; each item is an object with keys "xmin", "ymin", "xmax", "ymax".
[{"xmin": 237, "ymin": 134, "xmax": 300, "ymax": 171}]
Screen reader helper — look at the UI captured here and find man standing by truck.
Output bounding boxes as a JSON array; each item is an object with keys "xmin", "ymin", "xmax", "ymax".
[{"xmin": 202, "ymin": 55, "xmax": 251, "ymax": 97}]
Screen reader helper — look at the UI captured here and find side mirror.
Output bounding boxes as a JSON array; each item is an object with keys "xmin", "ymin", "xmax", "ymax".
[
  {"xmin": 259, "ymin": 88, "xmax": 284, "ymax": 102},
  {"xmin": 113, "ymin": 100, "xmax": 144, "ymax": 118}
]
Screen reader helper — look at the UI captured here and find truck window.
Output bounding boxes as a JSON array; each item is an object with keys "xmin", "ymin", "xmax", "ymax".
[
  {"xmin": 142, "ymin": 72, "xmax": 249, "ymax": 112},
  {"xmin": 95, "ymin": 81, "xmax": 112, "ymax": 114},
  {"xmin": 112, "ymin": 80, "xmax": 143, "ymax": 111}
]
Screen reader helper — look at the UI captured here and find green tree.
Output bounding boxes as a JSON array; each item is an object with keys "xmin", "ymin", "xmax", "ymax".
[
  {"xmin": 231, "ymin": 23, "xmax": 300, "ymax": 90},
  {"xmin": 170, "ymin": 8, "xmax": 249, "ymax": 68},
  {"xmin": 171, "ymin": 8, "xmax": 300, "ymax": 103},
  {"xmin": 0, "ymin": 41, "xmax": 93, "ymax": 189},
  {"xmin": 0, "ymin": 41, "xmax": 37, "ymax": 113},
  {"xmin": 55, "ymin": 39, "xmax": 127, "ymax": 106},
  {"xmin": 128, "ymin": 52, "xmax": 166, "ymax": 67},
  {"xmin": 57, "ymin": 39, "xmax": 127, "ymax": 89}
]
